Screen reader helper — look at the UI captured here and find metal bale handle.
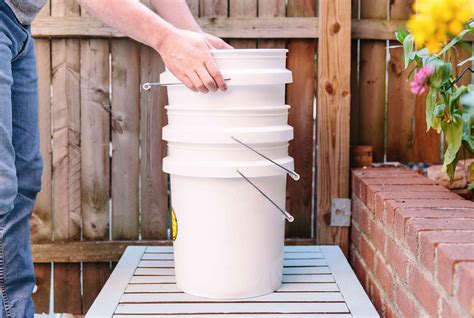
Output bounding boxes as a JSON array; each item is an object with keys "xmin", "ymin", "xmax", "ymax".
[
  {"xmin": 237, "ymin": 170, "xmax": 294, "ymax": 223},
  {"xmin": 231, "ymin": 136, "xmax": 300, "ymax": 181},
  {"xmin": 142, "ymin": 78, "xmax": 232, "ymax": 91}
]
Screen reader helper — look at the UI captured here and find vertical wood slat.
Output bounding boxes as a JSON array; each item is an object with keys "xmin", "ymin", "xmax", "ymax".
[
  {"xmin": 140, "ymin": 46, "xmax": 169, "ymax": 240},
  {"xmin": 387, "ymin": 0, "xmax": 414, "ymax": 162},
  {"xmin": 229, "ymin": 0, "xmax": 257, "ymax": 48},
  {"xmin": 387, "ymin": 0, "xmax": 441, "ymax": 163},
  {"xmin": 186, "ymin": 0, "xmax": 200, "ymax": 16},
  {"xmin": 286, "ymin": 0, "xmax": 316, "ymax": 238},
  {"xmin": 357, "ymin": 0, "xmax": 387, "ymax": 162},
  {"xmin": 80, "ymin": 28, "xmax": 112, "ymax": 312},
  {"xmin": 32, "ymin": 1, "xmax": 51, "ymax": 313},
  {"xmin": 316, "ymin": 0, "xmax": 351, "ymax": 253},
  {"xmin": 51, "ymin": 0, "xmax": 82, "ymax": 313},
  {"xmin": 349, "ymin": 0, "xmax": 359, "ymax": 146},
  {"xmin": 111, "ymin": 39, "xmax": 141, "ymax": 240},
  {"xmin": 257, "ymin": 0, "xmax": 286, "ymax": 49}
]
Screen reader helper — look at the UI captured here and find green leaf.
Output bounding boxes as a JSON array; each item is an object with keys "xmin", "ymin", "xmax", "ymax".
[
  {"xmin": 403, "ymin": 34, "xmax": 414, "ymax": 69},
  {"xmin": 439, "ymin": 28, "xmax": 472, "ymax": 56},
  {"xmin": 426, "ymin": 89, "xmax": 438, "ymax": 131},
  {"xmin": 442, "ymin": 119, "xmax": 464, "ymax": 178},
  {"xmin": 467, "ymin": 182, "xmax": 474, "ymax": 191},
  {"xmin": 395, "ymin": 29, "xmax": 407, "ymax": 44},
  {"xmin": 431, "ymin": 63, "xmax": 452, "ymax": 88},
  {"xmin": 434, "ymin": 103, "xmax": 445, "ymax": 118},
  {"xmin": 461, "ymin": 91, "xmax": 474, "ymax": 107}
]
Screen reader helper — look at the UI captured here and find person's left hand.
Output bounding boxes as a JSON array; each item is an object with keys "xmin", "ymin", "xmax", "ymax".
[{"xmin": 202, "ymin": 32, "xmax": 233, "ymax": 49}]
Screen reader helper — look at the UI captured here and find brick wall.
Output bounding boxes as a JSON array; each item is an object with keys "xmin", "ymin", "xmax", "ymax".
[{"xmin": 351, "ymin": 167, "xmax": 474, "ymax": 318}]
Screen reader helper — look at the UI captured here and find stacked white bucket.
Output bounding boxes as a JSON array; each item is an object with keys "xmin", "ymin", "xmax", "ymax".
[{"xmin": 161, "ymin": 49, "xmax": 295, "ymax": 299}]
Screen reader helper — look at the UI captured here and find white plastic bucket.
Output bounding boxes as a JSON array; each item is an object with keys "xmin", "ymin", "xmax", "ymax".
[
  {"xmin": 166, "ymin": 105, "xmax": 290, "ymax": 128},
  {"xmin": 160, "ymin": 48, "xmax": 294, "ymax": 299},
  {"xmin": 167, "ymin": 162, "xmax": 289, "ymax": 298}
]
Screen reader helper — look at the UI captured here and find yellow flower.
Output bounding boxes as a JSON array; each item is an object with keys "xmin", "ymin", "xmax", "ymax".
[{"xmin": 408, "ymin": 0, "xmax": 474, "ymax": 55}]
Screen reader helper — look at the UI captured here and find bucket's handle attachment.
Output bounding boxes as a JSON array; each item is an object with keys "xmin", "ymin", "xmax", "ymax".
[
  {"xmin": 231, "ymin": 136, "xmax": 300, "ymax": 181},
  {"xmin": 236, "ymin": 170, "xmax": 294, "ymax": 223},
  {"xmin": 142, "ymin": 78, "xmax": 232, "ymax": 91}
]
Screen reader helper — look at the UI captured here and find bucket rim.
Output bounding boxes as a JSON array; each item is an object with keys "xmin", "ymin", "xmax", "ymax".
[
  {"xmin": 210, "ymin": 48, "xmax": 288, "ymax": 56},
  {"xmin": 165, "ymin": 105, "xmax": 291, "ymax": 111}
]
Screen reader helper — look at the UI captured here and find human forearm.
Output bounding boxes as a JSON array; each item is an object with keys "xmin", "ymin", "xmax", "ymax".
[
  {"xmin": 150, "ymin": 0, "xmax": 202, "ymax": 33},
  {"xmin": 76, "ymin": 0, "xmax": 175, "ymax": 50}
]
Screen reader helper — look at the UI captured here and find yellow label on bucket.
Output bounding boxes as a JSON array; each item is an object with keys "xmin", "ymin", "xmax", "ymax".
[{"xmin": 171, "ymin": 208, "xmax": 178, "ymax": 241}]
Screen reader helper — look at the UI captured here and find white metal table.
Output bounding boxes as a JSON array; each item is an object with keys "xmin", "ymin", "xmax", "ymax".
[{"xmin": 86, "ymin": 245, "xmax": 378, "ymax": 318}]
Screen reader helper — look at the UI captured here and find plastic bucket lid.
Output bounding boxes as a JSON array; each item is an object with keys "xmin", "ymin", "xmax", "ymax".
[
  {"xmin": 162, "ymin": 125, "xmax": 293, "ymax": 144},
  {"xmin": 160, "ymin": 69, "xmax": 292, "ymax": 86},
  {"xmin": 210, "ymin": 48, "xmax": 288, "ymax": 59},
  {"xmin": 163, "ymin": 156, "xmax": 294, "ymax": 178}
]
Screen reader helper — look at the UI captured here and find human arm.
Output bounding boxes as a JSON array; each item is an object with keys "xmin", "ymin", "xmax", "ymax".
[
  {"xmin": 149, "ymin": 0, "xmax": 232, "ymax": 49},
  {"xmin": 76, "ymin": 0, "xmax": 227, "ymax": 92}
]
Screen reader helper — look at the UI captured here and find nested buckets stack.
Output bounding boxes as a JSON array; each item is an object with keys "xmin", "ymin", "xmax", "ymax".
[{"xmin": 150, "ymin": 49, "xmax": 297, "ymax": 299}]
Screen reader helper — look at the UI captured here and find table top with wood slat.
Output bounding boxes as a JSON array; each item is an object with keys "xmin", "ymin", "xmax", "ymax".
[{"xmin": 86, "ymin": 245, "xmax": 379, "ymax": 318}]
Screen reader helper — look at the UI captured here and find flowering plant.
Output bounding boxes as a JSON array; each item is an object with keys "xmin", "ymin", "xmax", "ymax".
[{"xmin": 395, "ymin": 0, "xmax": 474, "ymax": 183}]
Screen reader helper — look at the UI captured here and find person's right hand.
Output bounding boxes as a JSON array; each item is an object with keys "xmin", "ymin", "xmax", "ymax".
[{"xmin": 156, "ymin": 28, "xmax": 227, "ymax": 93}]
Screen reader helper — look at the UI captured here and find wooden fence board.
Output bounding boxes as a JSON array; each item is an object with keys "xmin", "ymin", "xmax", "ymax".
[
  {"xmin": 111, "ymin": 39, "xmax": 141, "ymax": 240},
  {"xmin": 387, "ymin": 0, "xmax": 416, "ymax": 163},
  {"xmin": 257, "ymin": 0, "xmax": 286, "ymax": 49},
  {"xmin": 32, "ymin": 16, "xmax": 415, "ymax": 40},
  {"xmin": 80, "ymin": 33, "xmax": 111, "ymax": 314},
  {"xmin": 357, "ymin": 0, "xmax": 387, "ymax": 162},
  {"xmin": 286, "ymin": 0, "xmax": 316, "ymax": 238},
  {"xmin": 229, "ymin": 0, "xmax": 257, "ymax": 48},
  {"xmin": 51, "ymin": 0, "xmax": 82, "ymax": 313},
  {"xmin": 32, "ymin": 4, "xmax": 52, "ymax": 313},
  {"xmin": 140, "ymin": 46, "xmax": 169, "ymax": 240},
  {"xmin": 316, "ymin": 0, "xmax": 351, "ymax": 253}
]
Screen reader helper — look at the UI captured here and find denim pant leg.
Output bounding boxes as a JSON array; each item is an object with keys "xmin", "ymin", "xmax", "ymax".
[{"xmin": 0, "ymin": 3, "xmax": 41, "ymax": 317}]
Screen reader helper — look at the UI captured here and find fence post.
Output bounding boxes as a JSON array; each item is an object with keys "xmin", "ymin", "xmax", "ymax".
[{"xmin": 316, "ymin": 0, "xmax": 351, "ymax": 254}]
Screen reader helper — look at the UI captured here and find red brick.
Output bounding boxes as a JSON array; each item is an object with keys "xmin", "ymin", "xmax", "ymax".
[
  {"xmin": 376, "ymin": 190, "xmax": 460, "ymax": 201},
  {"xmin": 436, "ymin": 244, "xmax": 474, "ymax": 294},
  {"xmin": 368, "ymin": 184, "xmax": 450, "ymax": 193},
  {"xmin": 408, "ymin": 264, "xmax": 439, "ymax": 316},
  {"xmin": 386, "ymin": 238, "xmax": 410, "ymax": 283},
  {"xmin": 361, "ymin": 234, "xmax": 376, "ymax": 271},
  {"xmin": 394, "ymin": 208, "xmax": 474, "ymax": 251},
  {"xmin": 353, "ymin": 198, "xmax": 371, "ymax": 235},
  {"xmin": 395, "ymin": 283, "xmax": 421, "ymax": 318},
  {"xmin": 370, "ymin": 219, "xmax": 386, "ymax": 253},
  {"xmin": 439, "ymin": 299, "xmax": 464, "ymax": 318},
  {"xmin": 352, "ymin": 173, "xmax": 362, "ymax": 199},
  {"xmin": 384, "ymin": 303, "xmax": 397, "ymax": 318},
  {"xmin": 404, "ymin": 219, "xmax": 474, "ymax": 255},
  {"xmin": 455, "ymin": 262, "xmax": 474, "ymax": 316},
  {"xmin": 352, "ymin": 167, "xmax": 414, "ymax": 177},
  {"xmin": 375, "ymin": 253, "xmax": 395, "ymax": 299},
  {"xmin": 350, "ymin": 250, "xmax": 368, "ymax": 289},
  {"xmin": 419, "ymin": 231, "xmax": 474, "ymax": 272},
  {"xmin": 387, "ymin": 198, "xmax": 474, "ymax": 211},
  {"xmin": 368, "ymin": 275, "xmax": 385, "ymax": 317},
  {"xmin": 362, "ymin": 177, "xmax": 435, "ymax": 187},
  {"xmin": 351, "ymin": 224, "xmax": 361, "ymax": 252}
]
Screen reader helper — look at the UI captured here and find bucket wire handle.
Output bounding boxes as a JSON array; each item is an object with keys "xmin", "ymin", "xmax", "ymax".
[
  {"xmin": 231, "ymin": 136, "xmax": 300, "ymax": 181},
  {"xmin": 142, "ymin": 78, "xmax": 232, "ymax": 91},
  {"xmin": 236, "ymin": 170, "xmax": 294, "ymax": 223}
]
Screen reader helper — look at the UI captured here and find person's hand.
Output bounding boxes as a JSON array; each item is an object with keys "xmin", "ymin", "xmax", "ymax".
[
  {"xmin": 156, "ymin": 28, "xmax": 228, "ymax": 93},
  {"xmin": 202, "ymin": 32, "xmax": 233, "ymax": 49}
]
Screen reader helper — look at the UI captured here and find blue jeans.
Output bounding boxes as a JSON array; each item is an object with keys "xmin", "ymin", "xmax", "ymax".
[{"xmin": 0, "ymin": 0, "xmax": 42, "ymax": 317}]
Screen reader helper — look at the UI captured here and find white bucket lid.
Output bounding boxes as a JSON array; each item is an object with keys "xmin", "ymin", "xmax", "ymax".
[
  {"xmin": 210, "ymin": 48, "xmax": 288, "ymax": 59},
  {"xmin": 163, "ymin": 156, "xmax": 294, "ymax": 178},
  {"xmin": 162, "ymin": 125, "xmax": 293, "ymax": 144},
  {"xmin": 160, "ymin": 69, "xmax": 292, "ymax": 86}
]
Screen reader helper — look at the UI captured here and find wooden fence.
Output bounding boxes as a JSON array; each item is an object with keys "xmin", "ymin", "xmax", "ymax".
[{"xmin": 28, "ymin": 0, "xmax": 471, "ymax": 314}]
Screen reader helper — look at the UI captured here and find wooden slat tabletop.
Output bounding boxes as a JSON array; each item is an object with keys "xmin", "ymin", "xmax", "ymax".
[{"xmin": 86, "ymin": 246, "xmax": 379, "ymax": 318}]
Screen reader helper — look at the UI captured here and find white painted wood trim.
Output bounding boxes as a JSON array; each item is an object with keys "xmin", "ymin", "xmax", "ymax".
[
  {"xmin": 86, "ymin": 246, "xmax": 146, "ymax": 318},
  {"xmin": 320, "ymin": 246, "xmax": 380, "ymax": 318}
]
